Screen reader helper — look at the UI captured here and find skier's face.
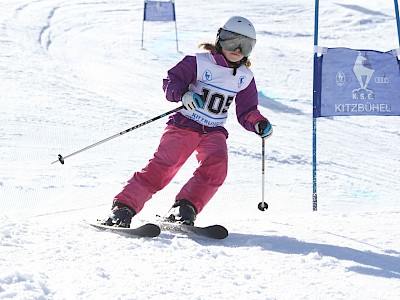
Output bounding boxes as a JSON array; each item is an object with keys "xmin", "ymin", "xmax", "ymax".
[{"xmin": 221, "ymin": 47, "xmax": 244, "ymax": 63}]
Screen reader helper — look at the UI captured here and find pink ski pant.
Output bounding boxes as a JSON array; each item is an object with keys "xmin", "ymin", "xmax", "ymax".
[{"xmin": 113, "ymin": 125, "xmax": 228, "ymax": 214}]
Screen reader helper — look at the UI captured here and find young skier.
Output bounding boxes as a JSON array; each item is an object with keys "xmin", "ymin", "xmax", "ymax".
[{"xmin": 102, "ymin": 16, "xmax": 273, "ymax": 227}]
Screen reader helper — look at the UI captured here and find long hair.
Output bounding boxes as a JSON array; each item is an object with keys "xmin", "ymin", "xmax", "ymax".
[{"xmin": 198, "ymin": 43, "xmax": 252, "ymax": 68}]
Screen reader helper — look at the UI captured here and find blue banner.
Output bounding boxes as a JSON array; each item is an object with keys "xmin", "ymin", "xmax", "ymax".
[
  {"xmin": 314, "ymin": 48, "xmax": 400, "ymax": 117},
  {"xmin": 144, "ymin": 1, "xmax": 176, "ymax": 22}
]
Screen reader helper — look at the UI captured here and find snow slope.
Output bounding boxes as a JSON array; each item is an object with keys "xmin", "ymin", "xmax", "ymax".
[{"xmin": 1, "ymin": 0, "xmax": 400, "ymax": 299}]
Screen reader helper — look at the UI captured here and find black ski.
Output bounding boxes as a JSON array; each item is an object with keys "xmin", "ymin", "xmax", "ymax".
[
  {"xmin": 87, "ymin": 221, "xmax": 161, "ymax": 238},
  {"xmin": 160, "ymin": 222, "xmax": 228, "ymax": 239}
]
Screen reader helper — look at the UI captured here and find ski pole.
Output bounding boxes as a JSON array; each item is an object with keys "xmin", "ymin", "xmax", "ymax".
[
  {"xmin": 51, "ymin": 105, "xmax": 184, "ymax": 165},
  {"xmin": 258, "ymin": 137, "xmax": 269, "ymax": 211}
]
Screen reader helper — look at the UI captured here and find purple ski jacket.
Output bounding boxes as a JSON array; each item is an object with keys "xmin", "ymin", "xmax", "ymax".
[{"xmin": 162, "ymin": 52, "xmax": 268, "ymax": 138}]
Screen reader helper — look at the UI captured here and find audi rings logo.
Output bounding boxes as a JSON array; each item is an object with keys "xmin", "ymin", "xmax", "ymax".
[
  {"xmin": 374, "ymin": 76, "xmax": 390, "ymax": 84},
  {"xmin": 336, "ymin": 71, "xmax": 346, "ymax": 86}
]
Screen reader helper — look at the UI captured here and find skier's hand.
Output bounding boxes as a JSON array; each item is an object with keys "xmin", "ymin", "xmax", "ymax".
[
  {"xmin": 181, "ymin": 92, "xmax": 204, "ymax": 111},
  {"xmin": 255, "ymin": 120, "xmax": 273, "ymax": 139}
]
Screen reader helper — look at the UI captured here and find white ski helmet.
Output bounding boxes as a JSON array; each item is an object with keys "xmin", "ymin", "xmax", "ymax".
[
  {"xmin": 216, "ymin": 16, "xmax": 257, "ymax": 58},
  {"xmin": 221, "ymin": 16, "xmax": 256, "ymax": 40}
]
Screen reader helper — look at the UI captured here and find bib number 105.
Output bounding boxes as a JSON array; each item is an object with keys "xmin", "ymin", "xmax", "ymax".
[{"xmin": 202, "ymin": 88, "xmax": 235, "ymax": 115}]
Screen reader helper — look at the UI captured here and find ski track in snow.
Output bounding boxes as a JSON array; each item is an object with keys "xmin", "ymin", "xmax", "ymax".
[{"xmin": 1, "ymin": 0, "xmax": 400, "ymax": 299}]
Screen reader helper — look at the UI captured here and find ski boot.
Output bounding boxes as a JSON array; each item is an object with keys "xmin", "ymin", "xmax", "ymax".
[
  {"xmin": 101, "ymin": 205, "xmax": 135, "ymax": 228},
  {"xmin": 166, "ymin": 199, "xmax": 197, "ymax": 226}
]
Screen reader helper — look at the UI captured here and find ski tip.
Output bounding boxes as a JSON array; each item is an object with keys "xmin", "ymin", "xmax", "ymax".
[
  {"xmin": 140, "ymin": 223, "xmax": 161, "ymax": 237},
  {"xmin": 208, "ymin": 225, "xmax": 229, "ymax": 239}
]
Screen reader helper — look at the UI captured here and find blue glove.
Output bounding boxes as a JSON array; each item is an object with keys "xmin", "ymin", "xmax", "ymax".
[
  {"xmin": 181, "ymin": 92, "xmax": 204, "ymax": 111},
  {"xmin": 255, "ymin": 120, "xmax": 273, "ymax": 138}
]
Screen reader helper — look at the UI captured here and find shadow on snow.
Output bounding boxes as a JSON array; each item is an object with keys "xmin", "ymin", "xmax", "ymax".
[{"xmin": 223, "ymin": 233, "xmax": 400, "ymax": 279}]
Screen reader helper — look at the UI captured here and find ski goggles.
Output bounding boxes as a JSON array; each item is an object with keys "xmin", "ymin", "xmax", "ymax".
[{"xmin": 218, "ymin": 29, "xmax": 256, "ymax": 57}]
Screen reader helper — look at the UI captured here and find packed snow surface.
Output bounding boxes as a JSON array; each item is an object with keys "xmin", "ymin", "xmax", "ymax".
[{"xmin": 1, "ymin": 0, "xmax": 400, "ymax": 299}]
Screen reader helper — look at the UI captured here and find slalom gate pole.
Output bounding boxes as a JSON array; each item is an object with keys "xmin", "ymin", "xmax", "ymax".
[
  {"xmin": 395, "ymin": 0, "xmax": 400, "ymax": 46},
  {"xmin": 312, "ymin": 0, "xmax": 320, "ymax": 211},
  {"xmin": 51, "ymin": 105, "xmax": 184, "ymax": 165}
]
